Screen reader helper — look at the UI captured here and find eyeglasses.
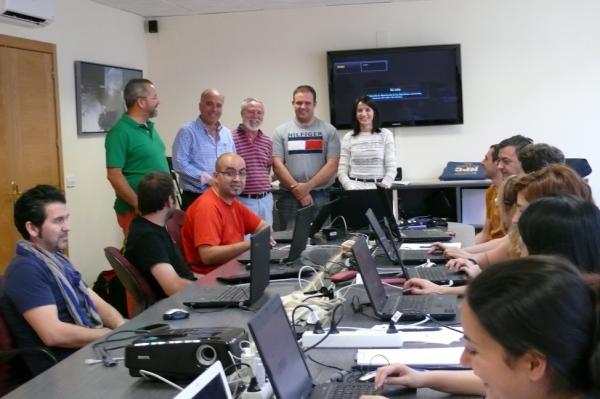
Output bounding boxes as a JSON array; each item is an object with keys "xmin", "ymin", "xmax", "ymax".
[{"xmin": 217, "ymin": 170, "xmax": 247, "ymax": 178}]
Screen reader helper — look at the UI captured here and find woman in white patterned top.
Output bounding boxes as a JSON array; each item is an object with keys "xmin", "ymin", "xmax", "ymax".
[{"xmin": 337, "ymin": 95, "xmax": 397, "ymax": 190}]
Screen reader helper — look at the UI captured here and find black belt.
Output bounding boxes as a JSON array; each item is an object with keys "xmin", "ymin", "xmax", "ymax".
[
  {"xmin": 239, "ymin": 192, "xmax": 270, "ymax": 199},
  {"xmin": 350, "ymin": 177, "xmax": 380, "ymax": 183}
]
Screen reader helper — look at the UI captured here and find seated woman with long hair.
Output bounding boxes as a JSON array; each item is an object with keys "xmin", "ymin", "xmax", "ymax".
[
  {"xmin": 436, "ymin": 163, "xmax": 593, "ymax": 268},
  {"xmin": 407, "ymin": 164, "xmax": 594, "ymax": 294},
  {"xmin": 363, "ymin": 256, "xmax": 600, "ymax": 399},
  {"xmin": 361, "ymin": 195, "xmax": 600, "ymax": 398}
]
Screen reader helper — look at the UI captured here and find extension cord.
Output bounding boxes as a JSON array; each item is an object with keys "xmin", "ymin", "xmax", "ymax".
[
  {"xmin": 240, "ymin": 347, "xmax": 266, "ymax": 385},
  {"xmin": 241, "ymin": 381, "xmax": 273, "ymax": 399},
  {"xmin": 302, "ymin": 325, "xmax": 403, "ymax": 348}
]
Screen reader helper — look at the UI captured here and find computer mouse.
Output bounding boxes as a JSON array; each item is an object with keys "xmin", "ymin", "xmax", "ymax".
[{"xmin": 162, "ymin": 308, "xmax": 190, "ymax": 320}]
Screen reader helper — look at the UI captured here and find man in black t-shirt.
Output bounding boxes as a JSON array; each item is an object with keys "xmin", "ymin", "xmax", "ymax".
[{"xmin": 125, "ymin": 172, "xmax": 196, "ymax": 299}]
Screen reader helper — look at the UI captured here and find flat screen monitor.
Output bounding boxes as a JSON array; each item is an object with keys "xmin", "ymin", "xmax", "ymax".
[{"xmin": 327, "ymin": 44, "xmax": 463, "ymax": 129}]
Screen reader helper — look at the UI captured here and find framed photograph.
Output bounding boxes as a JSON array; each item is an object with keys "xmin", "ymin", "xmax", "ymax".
[{"xmin": 74, "ymin": 61, "xmax": 143, "ymax": 135}]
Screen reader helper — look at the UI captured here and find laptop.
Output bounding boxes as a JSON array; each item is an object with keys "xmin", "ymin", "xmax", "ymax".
[
  {"xmin": 330, "ymin": 188, "xmax": 390, "ymax": 230},
  {"xmin": 248, "ymin": 295, "xmax": 379, "ymax": 399},
  {"xmin": 239, "ymin": 205, "xmax": 314, "ymax": 263},
  {"xmin": 365, "ymin": 208, "xmax": 447, "ymax": 266},
  {"xmin": 173, "ymin": 361, "xmax": 232, "ymax": 399},
  {"xmin": 376, "ymin": 186, "xmax": 452, "ymax": 243},
  {"xmin": 183, "ymin": 228, "xmax": 270, "ymax": 308},
  {"xmin": 272, "ymin": 198, "xmax": 340, "ymax": 242},
  {"xmin": 351, "ymin": 237, "xmax": 457, "ymax": 321}
]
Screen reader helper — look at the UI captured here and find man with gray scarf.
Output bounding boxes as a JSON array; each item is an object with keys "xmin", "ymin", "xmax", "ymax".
[{"xmin": 1, "ymin": 185, "xmax": 125, "ymax": 375}]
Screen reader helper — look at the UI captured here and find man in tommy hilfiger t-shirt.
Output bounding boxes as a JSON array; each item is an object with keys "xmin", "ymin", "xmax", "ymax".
[{"xmin": 272, "ymin": 85, "xmax": 340, "ymax": 230}]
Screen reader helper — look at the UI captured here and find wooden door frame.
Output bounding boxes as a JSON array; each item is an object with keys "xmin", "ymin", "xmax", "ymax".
[{"xmin": 0, "ymin": 33, "xmax": 64, "ymax": 190}]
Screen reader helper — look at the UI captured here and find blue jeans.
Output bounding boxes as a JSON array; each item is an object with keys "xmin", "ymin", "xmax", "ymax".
[
  {"xmin": 275, "ymin": 189, "xmax": 330, "ymax": 231},
  {"xmin": 237, "ymin": 193, "xmax": 274, "ymax": 226}
]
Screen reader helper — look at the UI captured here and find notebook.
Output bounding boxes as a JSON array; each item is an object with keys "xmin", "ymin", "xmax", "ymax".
[
  {"xmin": 216, "ymin": 263, "xmax": 315, "ymax": 284},
  {"xmin": 173, "ymin": 361, "xmax": 232, "ymax": 399},
  {"xmin": 183, "ymin": 228, "xmax": 270, "ymax": 308},
  {"xmin": 330, "ymin": 188, "xmax": 391, "ymax": 230},
  {"xmin": 238, "ymin": 205, "xmax": 314, "ymax": 263},
  {"xmin": 248, "ymin": 295, "xmax": 378, "ymax": 399},
  {"xmin": 351, "ymin": 237, "xmax": 457, "ymax": 321},
  {"xmin": 365, "ymin": 208, "xmax": 447, "ymax": 266},
  {"xmin": 381, "ymin": 215, "xmax": 467, "ymax": 283},
  {"xmin": 375, "ymin": 186, "xmax": 452, "ymax": 243},
  {"xmin": 272, "ymin": 198, "xmax": 340, "ymax": 242}
]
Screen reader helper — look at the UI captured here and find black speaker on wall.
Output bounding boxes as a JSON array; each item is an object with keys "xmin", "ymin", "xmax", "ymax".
[{"xmin": 148, "ymin": 20, "xmax": 158, "ymax": 33}]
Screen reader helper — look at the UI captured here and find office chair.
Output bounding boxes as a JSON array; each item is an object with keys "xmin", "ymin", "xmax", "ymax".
[
  {"xmin": 103, "ymin": 247, "xmax": 157, "ymax": 318},
  {"xmin": 165, "ymin": 209, "xmax": 185, "ymax": 256},
  {"xmin": 0, "ymin": 278, "xmax": 40, "ymax": 395},
  {"xmin": 166, "ymin": 156, "xmax": 183, "ymax": 208}
]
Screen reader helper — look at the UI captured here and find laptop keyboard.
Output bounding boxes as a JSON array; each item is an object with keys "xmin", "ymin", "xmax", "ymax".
[
  {"xmin": 414, "ymin": 267, "xmax": 450, "ymax": 281},
  {"xmin": 330, "ymin": 383, "xmax": 374, "ymax": 398},
  {"xmin": 200, "ymin": 286, "xmax": 248, "ymax": 301},
  {"xmin": 396, "ymin": 295, "xmax": 433, "ymax": 313}
]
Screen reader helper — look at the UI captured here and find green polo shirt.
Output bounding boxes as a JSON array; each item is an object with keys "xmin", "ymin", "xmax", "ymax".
[{"xmin": 105, "ymin": 114, "xmax": 169, "ymax": 214}]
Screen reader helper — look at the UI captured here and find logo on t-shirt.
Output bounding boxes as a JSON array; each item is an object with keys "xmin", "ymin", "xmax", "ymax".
[{"xmin": 288, "ymin": 132, "xmax": 323, "ymax": 154}]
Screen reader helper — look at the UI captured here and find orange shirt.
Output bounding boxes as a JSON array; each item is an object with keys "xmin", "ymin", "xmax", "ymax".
[
  {"xmin": 181, "ymin": 189, "xmax": 261, "ymax": 274},
  {"xmin": 486, "ymin": 184, "xmax": 504, "ymax": 240}
]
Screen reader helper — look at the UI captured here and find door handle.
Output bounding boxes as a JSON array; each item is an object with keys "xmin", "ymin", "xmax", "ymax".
[{"xmin": 9, "ymin": 181, "xmax": 21, "ymax": 200}]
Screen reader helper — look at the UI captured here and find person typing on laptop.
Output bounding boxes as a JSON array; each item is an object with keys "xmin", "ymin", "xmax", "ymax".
[
  {"xmin": 406, "ymin": 165, "xmax": 593, "ymax": 295},
  {"xmin": 124, "ymin": 172, "xmax": 196, "ymax": 298},
  {"xmin": 181, "ymin": 153, "xmax": 271, "ymax": 274}
]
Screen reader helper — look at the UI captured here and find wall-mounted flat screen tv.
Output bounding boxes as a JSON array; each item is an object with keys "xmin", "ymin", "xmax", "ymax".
[{"xmin": 327, "ymin": 44, "xmax": 463, "ymax": 129}]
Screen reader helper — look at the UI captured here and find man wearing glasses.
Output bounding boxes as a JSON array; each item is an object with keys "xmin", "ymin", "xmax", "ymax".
[
  {"xmin": 181, "ymin": 153, "xmax": 270, "ymax": 274},
  {"xmin": 496, "ymin": 134, "xmax": 533, "ymax": 177}
]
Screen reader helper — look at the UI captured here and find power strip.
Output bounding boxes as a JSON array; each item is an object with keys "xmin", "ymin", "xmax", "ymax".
[
  {"xmin": 241, "ymin": 381, "xmax": 273, "ymax": 399},
  {"xmin": 302, "ymin": 325, "xmax": 403, "ymax": 348}
]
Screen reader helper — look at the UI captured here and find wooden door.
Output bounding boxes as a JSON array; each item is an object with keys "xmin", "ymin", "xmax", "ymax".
[{"xmin": 0, "ymin": 34, "xmax": 63, "ymax": 272}]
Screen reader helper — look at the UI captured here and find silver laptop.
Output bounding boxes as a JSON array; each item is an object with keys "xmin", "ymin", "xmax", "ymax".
[
  {"xmin": 352, "ymin": 237, "xmax": 458, "ymax": 321},
  {"xmin": 248, "ymin": 296, "xmax": 378, "ymax": 399},
  {"xmin": 183, "ymin": 228, "xmax": 270, "ymax": 308},
  {"xmin": 365, "ymin": 208, "xmax": 447, "ymax": 266},
  {"xmin": 173, "ymin": 361, "xmax": 232, "ymax": 399}
]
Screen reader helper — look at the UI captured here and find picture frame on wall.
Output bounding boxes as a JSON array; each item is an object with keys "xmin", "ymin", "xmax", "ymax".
[{"xmin": 74, "ymin": 61, "xmax": 143, "ymax": 135}]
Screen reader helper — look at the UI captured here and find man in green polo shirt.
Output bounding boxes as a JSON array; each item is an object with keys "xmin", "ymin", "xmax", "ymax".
[{"xmin": 105, "ymin": 78, "xmax": 169, "ymax": 234}]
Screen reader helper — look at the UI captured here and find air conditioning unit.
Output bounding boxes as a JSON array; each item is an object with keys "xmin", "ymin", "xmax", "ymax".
[{"xmin": 0, "ymin": 0, "xmax": 55, "ymax": 27}]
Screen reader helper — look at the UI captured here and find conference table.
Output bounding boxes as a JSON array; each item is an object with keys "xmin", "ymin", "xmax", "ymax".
[{"xmin": 4, "ymin": 223, "xmax": 479, "ymax": 399}]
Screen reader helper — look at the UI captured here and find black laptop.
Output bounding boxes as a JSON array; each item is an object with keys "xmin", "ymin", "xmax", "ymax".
[
  {"xmin": 183, "ymin": 228, "xmax": 270, "ymax": 308},
  {"xmin": 272, "ymin": 198, "xmax": 340, "ymax": 242},
  {"xmin": 365, "ymin": 208, "xmax": 447, "ymax": 266},
  {"xmin": 351, "ymin": 237, "xmax": 457, "ymax": 321},
  {"xmin": 376, "ymin": 186, "xmax": 452, "ymax": 243},
  {"xmin": 239, "ymin": 205, "xmax": 314, "ymax": 263},
  {"xmin": 248, "ymin": 295, "xmax": 381, "ymax": 399}
]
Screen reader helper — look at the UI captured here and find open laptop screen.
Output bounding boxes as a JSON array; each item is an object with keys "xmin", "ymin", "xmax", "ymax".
[
  {"xmin": 351, "ymin": 238, "xmax": 389, "ymax": 313},
  {"xmin": 249, "ymin": 227, "xmax": 270, "ymax": 304},
  {"xmin": 248, "ymin": 296, "xmax": 313, "ymax": 399},
  {"xmin": 330, "ymin": 189, "xmax": 391, "ymax": 230}
]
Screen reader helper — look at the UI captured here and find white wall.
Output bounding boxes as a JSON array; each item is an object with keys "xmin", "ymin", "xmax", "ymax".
[
  {"xmin": 147, "ymin": 0, "xmax": 600, "ymax": 197},
  {"xmin": 0, "ymin": 0, "xmax": 146, "ymax": 283},
  {"xmin": 2, "ymin": 0, "xmax": 599, "ymax": 283}
]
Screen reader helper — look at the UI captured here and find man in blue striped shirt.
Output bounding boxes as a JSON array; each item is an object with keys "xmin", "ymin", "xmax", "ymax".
[{"xmin": 172, "ymin": 89, "xmax": 235, "ymax": 210}]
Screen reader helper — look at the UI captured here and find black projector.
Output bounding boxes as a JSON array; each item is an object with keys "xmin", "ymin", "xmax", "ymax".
[{"xmin": 125, "ymin": 327, "xmax": 247, "ymax": 378}]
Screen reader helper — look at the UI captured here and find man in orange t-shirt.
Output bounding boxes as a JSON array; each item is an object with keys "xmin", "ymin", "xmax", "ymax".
[
  {"xmin": 181, "ymin": 153, "xmax": 270, "ymax": 274},
  {"xmin": 475, "ymin": 144, "xmax": 504, "ymax": 244}
]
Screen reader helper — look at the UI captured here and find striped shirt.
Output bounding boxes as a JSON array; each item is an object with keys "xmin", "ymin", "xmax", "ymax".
[
  {"xmin": 337, "ymin": 128, "xmax": 397, "ymax": 189},
  {"xmin": 232, "ymin": 125, "xmax": 273, "ymax": 194}
]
